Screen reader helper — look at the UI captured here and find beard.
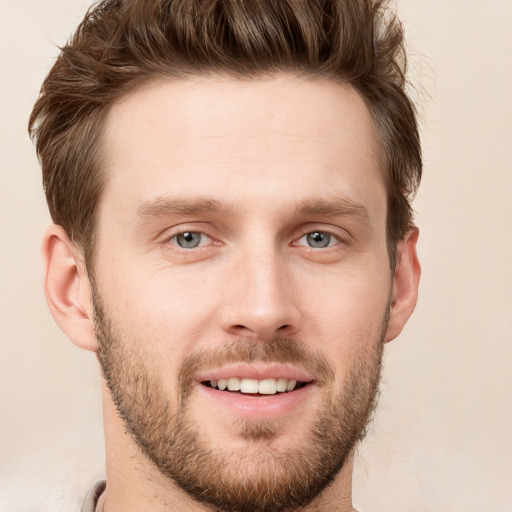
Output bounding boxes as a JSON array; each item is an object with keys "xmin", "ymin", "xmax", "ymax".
[{"xmin": 94, "ymin": 289, "xmax": 387, "ymax": 512}]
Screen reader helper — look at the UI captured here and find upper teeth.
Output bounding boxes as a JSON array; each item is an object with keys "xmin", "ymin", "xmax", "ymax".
[{"xmin": 209, "ymin": 378, "xmax": 298, "ymax": 394}]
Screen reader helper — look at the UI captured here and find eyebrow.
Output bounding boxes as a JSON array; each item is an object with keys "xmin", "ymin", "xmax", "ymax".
[
  {"xmin": 293, "ymin": 198, "xmax": 371, "ymax": 224},
  {"xmin": 136, "ymin": 197, "xmax": 238, "ymax": 221},
  {"xmin": 136, "ymin": 196, "xmax": 371, "ymax": 224}
]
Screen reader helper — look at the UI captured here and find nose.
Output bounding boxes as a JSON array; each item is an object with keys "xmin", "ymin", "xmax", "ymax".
[{"xmin": 219, "ymin": 244, "xmax": 301, "ymax": 340}]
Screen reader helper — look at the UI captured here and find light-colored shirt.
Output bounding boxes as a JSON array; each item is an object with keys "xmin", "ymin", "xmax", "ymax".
[{"xmin": 81, "ymin": 481, "xmax": 106, "ymax": 512}]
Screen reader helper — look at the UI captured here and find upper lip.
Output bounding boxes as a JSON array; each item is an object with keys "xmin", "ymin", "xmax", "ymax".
[{"xmin": 195, "ymin": 363, "xmax": 315, "ymax": 383}]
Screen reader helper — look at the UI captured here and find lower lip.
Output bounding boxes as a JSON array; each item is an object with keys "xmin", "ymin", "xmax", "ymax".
[{"xmin": 197, "ymin": 384, "xmax": 315, "ymax": 420}]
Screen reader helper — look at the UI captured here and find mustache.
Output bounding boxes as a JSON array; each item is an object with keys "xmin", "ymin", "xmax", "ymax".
[{"xmin": 177, "ymin": 337, "xmax": 335, "ymax": 396}]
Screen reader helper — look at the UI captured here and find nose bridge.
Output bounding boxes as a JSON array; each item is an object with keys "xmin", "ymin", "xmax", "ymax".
[
  {"xmin": 220, "ymin": 234, "xmax": 300, "ymax": 338},
  {"xmin": 247, "ymin": 244, "xmax": 286, "ymax": 308}
]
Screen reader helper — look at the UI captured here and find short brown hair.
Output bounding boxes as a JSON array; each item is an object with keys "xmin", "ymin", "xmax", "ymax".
[{"xmin": 29, "ymin": 0, "xmax": 421, "ymax": 268}]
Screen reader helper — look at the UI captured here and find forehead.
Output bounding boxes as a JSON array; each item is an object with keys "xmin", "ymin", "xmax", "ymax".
[{"xmin": 100, "ymin": 74, "xmax": 385, "ymax": 221}]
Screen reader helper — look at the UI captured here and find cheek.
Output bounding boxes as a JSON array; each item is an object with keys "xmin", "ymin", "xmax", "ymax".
[
  {"xmin": 297, "ymin": 264, "xmax": 391, "ymax": 375},
  {"xmin": 98, "ymin": 260, "xmax": 220, "ymax": 352}
]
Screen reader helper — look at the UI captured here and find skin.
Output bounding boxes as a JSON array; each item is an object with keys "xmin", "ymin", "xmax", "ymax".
[{"xmin": 42, "ymin": 75, "xmax": 420, "ymax": 511}]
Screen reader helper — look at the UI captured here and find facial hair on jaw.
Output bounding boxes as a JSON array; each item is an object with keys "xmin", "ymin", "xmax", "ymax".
[{"xmin": 93, "ymin": 288, "xmax": 387, "ymax": 512}]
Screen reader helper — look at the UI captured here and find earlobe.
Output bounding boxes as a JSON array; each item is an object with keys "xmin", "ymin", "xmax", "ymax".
[
  {"xmin": 385, "ymin": 227, "xmax": 421, "ymax": 343},
  {"xmin": 42, "ymin": 224, "xmax": 97, "ymax": 352}
]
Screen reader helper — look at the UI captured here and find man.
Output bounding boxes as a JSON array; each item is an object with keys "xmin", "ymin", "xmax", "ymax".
[{"xmin": 29, "ymin": 0, "xmax": 421, "ymax": 510}]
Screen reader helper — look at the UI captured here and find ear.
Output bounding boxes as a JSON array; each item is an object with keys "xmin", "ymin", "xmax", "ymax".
[
  {"xmin": 41, "ymin": 224, "xmax": 97, "ymax": 352},
  {"xmin": 385, "ymin": 227, "xmax": 421, "ymax": 342}
]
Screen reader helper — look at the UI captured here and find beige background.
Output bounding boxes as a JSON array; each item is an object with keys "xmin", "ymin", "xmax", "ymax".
[{"xmin": 1, "ymin": 1, "xmax": 511, "ymax": 510}]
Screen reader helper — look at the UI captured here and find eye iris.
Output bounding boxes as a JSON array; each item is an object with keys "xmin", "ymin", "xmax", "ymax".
[
  {"xmin": 176, "ymin": 232, "xmax": 201, "ymax": 248},
  {"xmin": 307, "ymin": 231, "xmax": 330, "ymax": 248}
]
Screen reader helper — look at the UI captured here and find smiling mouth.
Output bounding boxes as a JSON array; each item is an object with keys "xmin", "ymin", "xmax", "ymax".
[{"xmin": 201, "ymin": 378, "xmax": 310, "ymax": 395}]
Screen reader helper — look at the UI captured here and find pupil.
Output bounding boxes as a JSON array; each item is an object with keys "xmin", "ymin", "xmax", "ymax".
[
  {"xmin": 307, "ymin": 231, "xmax": 330, "ymax": 248},
  {"xmin": 177, "ymin": 232, "xmax": 200, "ymax": 248}
]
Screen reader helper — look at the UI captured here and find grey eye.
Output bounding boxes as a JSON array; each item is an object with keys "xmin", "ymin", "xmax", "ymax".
[
  {"xmin": 306, "ymin": 231, "xmax": 331, "ymax": 248},
  {"xmin": 175, "ymin": 231, "xmax": 203, "ymax": 248}
]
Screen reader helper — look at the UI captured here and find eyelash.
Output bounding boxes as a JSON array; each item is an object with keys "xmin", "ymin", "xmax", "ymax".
[
  {"xmin": 167, "ymin": 231, "xmax": 213, "ymax": 250},
  {"xmin": 293, "ymin": 230, "xmax": 343, "ymax": 249},
  {"xmin": 165, "ymin": 228, "xmax": 344, "ymax": 251}
]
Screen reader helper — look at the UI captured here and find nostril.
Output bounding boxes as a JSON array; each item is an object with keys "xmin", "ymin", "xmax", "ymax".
[{"xmin": 277, "ymin": 325, "xmax": 289, "ymax": 331}]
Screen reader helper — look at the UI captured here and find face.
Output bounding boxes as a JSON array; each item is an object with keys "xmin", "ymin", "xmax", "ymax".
[{"xmin": 93, "ymin": 75, "xmax": 393, "ymax": 511}]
